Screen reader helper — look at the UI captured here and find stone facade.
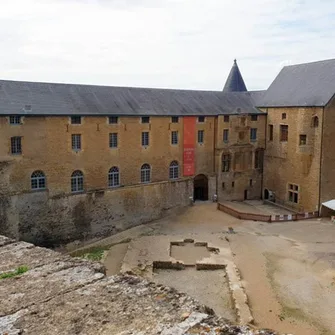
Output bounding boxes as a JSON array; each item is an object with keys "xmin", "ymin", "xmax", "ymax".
[
  {"xmin": 263, "ymin": 107, "xmax": 323, "ymax": 212},
  {"xmin": 0, "ymin": 113, "xmax": 265, "ymax": 245}
]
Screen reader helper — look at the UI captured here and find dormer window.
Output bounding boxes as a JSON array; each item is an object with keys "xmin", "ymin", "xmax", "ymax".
[
  {"xmin": 71, "ymin": 116, "xmax": 82, "ymax": 124},
  {"xmin": 9, "ymin": 116, "xmax": 22, "ymax": 125}
]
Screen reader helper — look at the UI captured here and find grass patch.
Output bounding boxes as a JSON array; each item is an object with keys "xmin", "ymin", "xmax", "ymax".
[
  {"xmin": 0, "ymin": 265, "xmax": 29, "ymax": 280},
  {"xmin": 70, "ymin": 238, "xmax": 131, "ymax": 260}
]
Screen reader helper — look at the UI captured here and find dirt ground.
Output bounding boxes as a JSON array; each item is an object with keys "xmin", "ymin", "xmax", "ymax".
[{"xmin": 91, "ymin": 202, "xmax": 335, "ymax": 335}]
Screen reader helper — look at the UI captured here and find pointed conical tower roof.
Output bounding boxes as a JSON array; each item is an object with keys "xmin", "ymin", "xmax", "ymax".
[{"xmin": 223, "ymin": 59, "xmax": 247, "ymax": 92}]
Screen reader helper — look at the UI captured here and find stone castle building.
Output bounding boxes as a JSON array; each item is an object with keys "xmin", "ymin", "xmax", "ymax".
[{"xmin": 0, "ymin": 58, "xmax": 334, "ymax": 245}]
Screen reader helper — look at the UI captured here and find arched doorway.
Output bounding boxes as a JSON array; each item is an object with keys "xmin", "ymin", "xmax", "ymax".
[
  {"xmin": 194, "ymin": 174, "xmax": 208, "ymax": 201},
  {"xmin": 264, "ymin": 188, "xmax": 269, "ymax": 200}
]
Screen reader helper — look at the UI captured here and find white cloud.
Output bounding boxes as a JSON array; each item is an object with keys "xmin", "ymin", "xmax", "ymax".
[{"xmin": 1, "ymin": 0, "xmax": 335, "ymax": 90}]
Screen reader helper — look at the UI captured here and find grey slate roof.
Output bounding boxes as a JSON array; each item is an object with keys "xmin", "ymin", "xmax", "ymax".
[
  {"xmin": 223, "ymin": 60, "xmax": 248, "ymax": 92},
  {"xmin": 259, "ymin": 58, "xmax": 335, "ymax": 107},
  {"xmin": 0, "ymin": 80, "xmax": 264, "ymax": 116}
]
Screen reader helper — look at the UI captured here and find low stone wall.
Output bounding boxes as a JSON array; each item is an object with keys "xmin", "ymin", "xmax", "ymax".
[
  {"xmin": 0, "ymin": 178, "xmax": 193, "ymax": 247},
  {"xmin": 217, "ymin": 202, "xmax": 318, "ymax": 222}
]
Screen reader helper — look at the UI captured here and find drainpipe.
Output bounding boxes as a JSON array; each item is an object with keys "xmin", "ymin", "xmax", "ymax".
[{"xmin": 318, "ymin": 106, "xmax": 325, "ymax": 216}]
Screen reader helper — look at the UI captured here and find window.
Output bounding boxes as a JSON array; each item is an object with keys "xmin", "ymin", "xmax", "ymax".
[
  {"xmin": 223, "ymin": 129, "xmax": 229, "ymax": 143},
  {"xmin": 249, "ymin": 179, "xmax": 253, "ymax": 187},
  {"xmin": 171, "ymin": 116, "xmax": 179, "ymax": 123},
  {"xmin": 9, "ymin": 116, "xmax": 21, "ymax": 125},
  {"xmin": 171, "ymin": 131, "xmax": 178, "ymax": 145},
  {"xmin": 71, "ymin": 116, "xmax": 81, "ymax": 124},
  {"xmin": 288, "ymin": 183, "xmax": 299, "ymax": 203},
  {"xmin": 141, "ymin": 116, "xmax": 150, "ymax": 124},
  {"xmin": 142, "ymin": 132, "xmax": 149, "ymax": 146},
  {"xmin": 312, "ymin": 116, "xmax": 319, "ymax": 128},
  {"xmin": 222, "ymin": 182, "xmax": 225, "ymax": 189},
  {"xmin": 11, "ymin": 137, "xmax": 22, "ymax": 155},
  {"xmin": 141, "ymin": 164, "xmax": 151, "ymax": 183},
  {"xmin": 198, "ymin": 116, "xmax": 205, "ymax": 123},
  {"xmin": 282, "ymin": 113, "xmax": 287, "ymax": 120},
  {"xmin": 31, "ymin": 171, "xmax": 46, "ymax": 190},
  {"xmin": 280, "ymin": 125, "xmax": 288, "ymax": 142},
  {"xmin": 109, "ymin": 133, "xmax": 118, "ymax": 148},
  {"xmin": 251, "ymin": 115, "xmax": 258, "ymax": 121},
  {"xmin": 71, "ymin": 134, "xmax": 81, "ymax": 151},
  {"xmin": 299, "ymin": 134, "xmax": 307, "ymax": 145},
  {"xmin": 224, "ymin": 115, "xmax": 229, "ymax": 122},
  {"xmin": 108, "ymin": 166, "xmax": 120, "ymax": 187},
  {"xmin": 250, "ymin": 128, "xmax": 257, "ymax": 142},
  {"xmin": 109, "ymin": 116, "xmax": 118, "ymax": 124},
  {"xmin": 198, "ymin": 130, "xmax": 204, "ymax": 144},
  {"xmin": 232, "ymin": 181, "xmax": 235, "ymax": 188},
  {"xmin": 269, "ymin": 124, "xmax": 273, "ymax": 141},
  {"xmin": 254, "ymin": 149, "xmax": 264, "ymax": 170},
  {"xmin": 71, "ymin": 170, "xmax": 84, "ymax": 193},
  {"xmin": 222, "ymin": 154, "xmax": 231, "ymax": 172},
  {"xmin": 169, "ymin": 161, "xmax": 179, "ymax": 179}
]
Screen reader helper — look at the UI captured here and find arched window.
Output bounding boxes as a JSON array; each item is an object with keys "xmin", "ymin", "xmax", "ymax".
[
  {"xmin": 108, "ymin": 166, "xmax": 120, "ymax": 187},
  {"xmin": 312, "ymin": 116, "xmax": 319, "ymax": 128},
  {"xmin": 71, "ymin": 170, "xmax": 84, "ymax": 193},
  {"xmin": 169, "ymin": 161, "xmax": 179, "ymax": 179},
  {"xmin": 222, "ymin": 153, "xmax": 231, "ymax": 172},
  {"xmin": 31, "ymin": 170, "xmax": 46, "ymax": 190},
  {"xmin": 141, "ymin": 164, "xmax": 151, "ymax": 183}
]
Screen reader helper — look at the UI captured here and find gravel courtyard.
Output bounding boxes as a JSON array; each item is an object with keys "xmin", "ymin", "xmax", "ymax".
[{"xmin": 79, "ymin": 202, "xmax": 335, "ymax": 335}]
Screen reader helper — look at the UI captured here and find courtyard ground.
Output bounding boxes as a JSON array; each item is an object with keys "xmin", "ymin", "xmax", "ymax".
[{"xmin": 73, "ymin": 202, "xmax": 335, "ymax": 335}]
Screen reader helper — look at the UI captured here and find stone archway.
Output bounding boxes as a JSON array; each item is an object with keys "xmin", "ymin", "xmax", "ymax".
[
  {"xmin": 264, "ymin": 188, "xmax": 269, "ymax": 200},
  {"xmin": 194, "ymin": 174, "xmax": 208, "ymax": 201}
]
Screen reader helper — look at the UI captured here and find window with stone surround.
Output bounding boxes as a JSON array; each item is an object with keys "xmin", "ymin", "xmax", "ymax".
[
  {"xmin": 142, "ymin": 132, "xmax": 149, "ymax": 146},
  {"xmin": 299, "ymin": 134, "xmax": 307, "ymax": 145},
  {"xmin": 11, "ymin": 136, "xmax": 22, "ymax": 155},
  {"xmin": 169, "ymin": 161, "xmax": 179, "ymax": 179},
  {"xmin": 71, "ymin": 116, "xmax": 81, "ymax": 124},
  {"xmin": 288, "ymin": 183, "xmax": 299, "ymax": 203},
  {"xmin": 223, "ymin": 129, "xmax": 229, "ymax": 143},
  {"xmin": 141, "ymin": 164, "xmax": 151, "ymax": 183},
  {"xmin": 9, "ymin": 116, "xmax": 21, "ymax": 125},
  {"xmin": 280, "ymin": 125, "xmax": 288, "ymax": 142},
  {"xmin": 198, "ymin": 130, "xmax": 204, "ymax": 144},
  {"xmin": 71, "ymin": 170, "xmax": 84, "ymax": 193},
  {"xmin": 71, "ymin": 134, "xmax": 81, "ymax": 151},
  {"xmin": 222, "ymin": 153, "xmax": 231, "ymax": 172},
  {"xmin": 171, "ymin": 131, "xmax": 178, "ymax": 145},
  {"xmin": 108, "ymin": 166, "xmax": 120, "ymax": 187},
  {"xmin": 31, "ymin": 171, "xmax": 46, "ymax": 190},
  {"xmin": 109, "ymin": 133, "xmax": 118, "ymax": 148},
  {"xmin": 109, "ymin": 116, "xmax": 118, "ymax": 124},
  {"xmin": 250, "ymin": 128, "xmax": 257, "ymax": 142},
  {"xmin": 269, "ymin": 124, "xmax": 273, "ymax": 141}
]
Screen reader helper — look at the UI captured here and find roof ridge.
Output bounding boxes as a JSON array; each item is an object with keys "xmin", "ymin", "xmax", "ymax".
[{"xmin": 284, "ymin": 58, "xmax": 335, "ymax": 68}]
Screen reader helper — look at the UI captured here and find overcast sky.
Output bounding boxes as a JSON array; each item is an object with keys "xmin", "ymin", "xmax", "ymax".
[{"xmin": 1, "ymin": 0, "xmax": 335, "ymax": 91}]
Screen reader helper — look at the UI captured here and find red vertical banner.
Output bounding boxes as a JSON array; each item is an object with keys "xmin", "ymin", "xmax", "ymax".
[{"xmin": 183, "ymin": 116, "xmax": 196, "ymax": 176}]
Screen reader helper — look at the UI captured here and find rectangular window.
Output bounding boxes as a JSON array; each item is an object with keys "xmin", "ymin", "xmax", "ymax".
[
  {"xmin": 282, "ymin": 113, "xmax": 287, "ymax": 120},
  {"xmin": 250, "ymin": 128, "xmax": 257, "ymax": 141},
  {"xmin": 249, "ymin": 179, "xmax": 253, "ymax": 186},
  {"xmin": 232, "ymin": 181, "xmax": 235, "ymax": 188},
  {"xmin": 223, "ymin": 129, "xmax": 229, "ymax": 143},
  {"xmin": 198, "ymin": 116, "xmax": 205, "ymax": 123},
  {"xmin": 269, "ymin": 124, "xmax": 273, "ymax": 141},
  {"xmin": 288, "ymin": 183, "xmax": 299, "ymax": 203},
  {"xmin": 142, "ymin": 131, "xmax": 149, "ymax": 146},
  {"xmin": 11, "ymin": 137, "xmax": 22, "ymax": 155},
  {"xmin": 109, "ymin": 116, "xmax": 118, "ymax": 124},
  {"xmin": 109, "ymin": 133, "xmax": 118, "ymax": 148},
  {"xmin": 198, "ymin": 130, "xmax": 204, "ymax": 144},
  {"xmin": 171, "ymin": 131, "xmax": 178, "ymax": 145},
  {"xmin": 224, "ymin": 115, "xmax": 229, "ymax": 122},
  {"xmin": 171, "ymin": 116, "xmax": 179, "ymax": 123},
  {"xmin": 71, "ymin": 116, "xmax": 81, "ymax": 124},
  {"xmin": 222, "ymin": 154, "xmax": 230, "ymax": 172},
  {"xmin": 254, "ymin": 149, "xmax": 264, "ymax": 170},
  {"xmin": 222, "ymin": 182, "xmax": 225, "ymax": 189},
  {"xmin": 280, "ymin": 125, "xmax": 288, "ymax": 142},
  {"xmin": 9, "ymin": 116, "xmax": 21, "ymax": 125},
  {"xmin": 299, "ymin": 134, "xmax": 307, "ymax": 145},
  {"xmin": 71, "ymin": 134, "xmax": 81, "ymax": 151},
  {"xmin": 251, "ymin": 115, "xmax": 258, "ymax": 121},
  {"xmin": 141, "ymin": 116, "xmax": 150, "ymax": 123}
]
